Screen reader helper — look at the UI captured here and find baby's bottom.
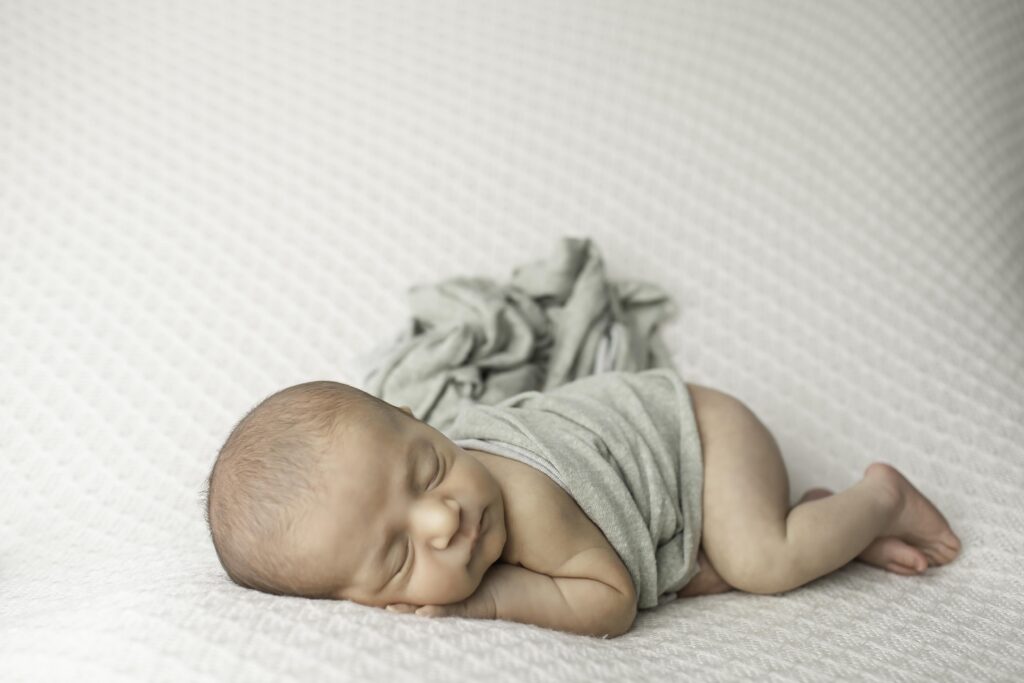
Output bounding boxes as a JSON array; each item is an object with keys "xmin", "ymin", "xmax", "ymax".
[{"xmin": 686, "ymin": 384, "xmax": 961, "ymax": 595}]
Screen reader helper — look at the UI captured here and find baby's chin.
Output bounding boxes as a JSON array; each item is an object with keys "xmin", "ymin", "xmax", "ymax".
[{"xmin": 427, "ymin": 553, "xmax": 502, "ymax": 606}]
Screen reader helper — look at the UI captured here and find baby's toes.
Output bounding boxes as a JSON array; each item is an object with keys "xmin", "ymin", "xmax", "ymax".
[
  {"xmin": 932, "ymin": 535, "xmax": 962, "ymax": 565},
  {"xmin": 888, "ymin": 544, "xmax": 928, "ymax": 574},
  {"xmin": 942, "ymin": 531, "xmax": 962, "ymax": 558},
  {"xmin": 920, "ymin": 529, "xmax": 961, "ymax": 566}
]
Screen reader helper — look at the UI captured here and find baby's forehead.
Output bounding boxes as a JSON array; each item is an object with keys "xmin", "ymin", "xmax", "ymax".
[{"xmin": 329, "ymin": 419, "xmax": 407, "ymax": 474}]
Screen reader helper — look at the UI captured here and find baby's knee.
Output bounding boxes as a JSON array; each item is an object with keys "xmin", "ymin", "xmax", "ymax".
[{"xmin": 712, "ymin": 547, "xmax": 799, "ymax": 596}]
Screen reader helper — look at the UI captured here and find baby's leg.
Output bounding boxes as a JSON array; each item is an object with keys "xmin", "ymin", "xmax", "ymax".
[
  {"xmin": 687, "ymin": 490, "xmax": 923, "ymax": 597},
  {"xmin": 800, "ymin": 488, "xmax": 930, "ymax": 575},
  {"xmin": 691, "ymin": 386, "xmax": 961, "ymax": 595}
]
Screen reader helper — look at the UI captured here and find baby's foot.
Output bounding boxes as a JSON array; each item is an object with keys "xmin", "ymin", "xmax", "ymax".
[
  {"xmin": 864, "ymin": 462, "xmax": 962, "ymax": 567},
  {"xmin": 798, "ymin": 488, "xmax": 930, "ymax": 575}
]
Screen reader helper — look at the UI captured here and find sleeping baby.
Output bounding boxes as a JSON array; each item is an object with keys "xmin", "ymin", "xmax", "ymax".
[{"xmin": 205, "ymin": 369, "xmax": 961, "ymax": 638}]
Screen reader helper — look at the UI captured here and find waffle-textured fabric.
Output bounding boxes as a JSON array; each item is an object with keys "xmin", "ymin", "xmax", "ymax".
[
  {"xmin": 360, "ymin": 236, "xmax": 678, "ymax": 433},
  {"xmin": 449, "ymin": 368, "xmax": 705, "ymax": 611},
  {"xmin": 2, "ymin": 1, "xmax": 1022, "ymax": 682}
]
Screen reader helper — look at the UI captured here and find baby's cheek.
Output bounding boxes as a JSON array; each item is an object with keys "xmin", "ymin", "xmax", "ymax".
[{"xmin": 414, "ymin": 565, "xmax": 477, "ymax": 604}]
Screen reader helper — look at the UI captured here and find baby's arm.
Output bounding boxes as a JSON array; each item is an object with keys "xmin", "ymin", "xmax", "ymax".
[
  {"xmin": 402, "ymin": 561, "xmax": 637, "ymax": 638},
  {"xmin": 483, "ymin": 562, "xmax": 636, "ymax": 638}
]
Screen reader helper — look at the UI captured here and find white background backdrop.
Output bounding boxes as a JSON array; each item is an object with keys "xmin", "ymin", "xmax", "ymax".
[{"xmin": 2, "ymin": 1, "xmax": 1022, "ymax": 680}]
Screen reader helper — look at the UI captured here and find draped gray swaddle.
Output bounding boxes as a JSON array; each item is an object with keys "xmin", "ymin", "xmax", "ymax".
[
  {"xmin": 360, "ymin": 236, "xmax": 705, "ymax": 608},
  {"xmin": 357, "ymin": 236, "xmax": 680, "ymax": 435},
  {"xmin": 446, "ymin": 367, "xmax": 705, "ymax": 610}
]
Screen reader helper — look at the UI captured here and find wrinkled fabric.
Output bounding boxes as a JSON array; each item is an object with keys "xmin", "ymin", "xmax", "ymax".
[
  {"xmin": 358, "ymin": 236, "xmax": 679, "ymax": 433},
  {"xmin": 447, "ymin": 368, "xmax": 705, "ymax": 610}
]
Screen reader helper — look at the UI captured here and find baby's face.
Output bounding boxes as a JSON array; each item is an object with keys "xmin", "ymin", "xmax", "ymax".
[{"xmin": 290, "ymin": 404, "xmax": 507, "ymax": 608}]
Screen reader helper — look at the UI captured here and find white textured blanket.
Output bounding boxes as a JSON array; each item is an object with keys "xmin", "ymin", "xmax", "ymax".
[{"xmin": 2, "ymin": 1, "xmax": 1022, "ymax": 681}]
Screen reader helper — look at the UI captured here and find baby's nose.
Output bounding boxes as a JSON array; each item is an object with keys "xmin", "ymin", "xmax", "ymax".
[{"xmin": 418, "ymin": 497, "xmax": 460, "ymax": 550}]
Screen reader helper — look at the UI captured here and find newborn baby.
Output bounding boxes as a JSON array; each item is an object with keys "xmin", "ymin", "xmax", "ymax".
[{"xmin": 206, "ymin": 373, "xmax": 962, "ymax": 639}]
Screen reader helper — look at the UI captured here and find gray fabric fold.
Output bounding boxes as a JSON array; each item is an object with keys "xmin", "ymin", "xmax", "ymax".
[
  {"xmin": 447, "ymin": 368, "xmax": 705, "ymax": 610},
  {"xmin": 358, "ymin": 236, "xmax": 679, "ymax": 433}
]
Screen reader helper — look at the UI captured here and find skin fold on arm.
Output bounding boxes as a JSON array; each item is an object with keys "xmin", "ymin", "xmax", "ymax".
[{"xmin": 391, "ymin": 561, "xmax": 638, "ymax": 638}]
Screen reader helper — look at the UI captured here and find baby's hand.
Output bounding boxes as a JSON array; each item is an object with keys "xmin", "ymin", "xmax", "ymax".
[
  {"xmin": 384, "ymin": 603, "xmax": 459, "ymax": 618},
  {"xmin": 384, "ymin": 586, "xmax": 497, "ymax": 620}
]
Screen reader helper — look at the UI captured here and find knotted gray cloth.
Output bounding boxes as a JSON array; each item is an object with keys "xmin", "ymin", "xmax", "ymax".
[
  {"xmin": 447, "ymin": 368, "xmax": 704, "ymax": 610},
  {"xmin": 358, "ymin": 236, "xmax": 679, "ymax": 434}
]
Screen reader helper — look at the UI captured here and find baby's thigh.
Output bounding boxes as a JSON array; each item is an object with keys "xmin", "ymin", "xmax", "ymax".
[
  {"xmin": 677, "ymin": 547, "xmax": 733, "ymax": 596},
  {"xmin": 688, "ymin": 384, "xmax": 791, "ymax": 583}
]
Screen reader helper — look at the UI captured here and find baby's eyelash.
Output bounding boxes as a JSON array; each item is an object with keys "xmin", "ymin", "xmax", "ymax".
[
  {"xmin": 398, "ymin": 450, "xmax": 444, "ymax": 579},
  {"xmin": 402, "ymin": 537, "xmax": 412, "ymax": 574},
  {"xmin": 433, "ymin": 452, "xmax": 444, "ymax": 487}
]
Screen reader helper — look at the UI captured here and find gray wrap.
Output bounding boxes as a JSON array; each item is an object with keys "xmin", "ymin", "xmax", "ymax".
[
  {"xmin": 446, "ymin": 367, "xmax": 704, "ymax": 610},
  {"xmin": 357, "ymin": 236, "xmax": 679, "ymax": 434}
]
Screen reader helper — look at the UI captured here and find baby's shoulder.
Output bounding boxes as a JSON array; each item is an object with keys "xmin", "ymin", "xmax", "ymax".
[{"xmin": 477, "ymin": 450, "xmax": 635, "ymax": 598}]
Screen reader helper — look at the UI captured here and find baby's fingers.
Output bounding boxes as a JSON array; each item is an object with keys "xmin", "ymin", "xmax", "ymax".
[
  {"xmin": 384, "ymin": 603, "xmax": 458, "ymax": 618},
  {"xmin": 414, "ymin": 605, "xmax": 451, "ymax": 618},
  {"xmin": 384, "ymin": 603, "xmax": 417, "ymax": 614}
]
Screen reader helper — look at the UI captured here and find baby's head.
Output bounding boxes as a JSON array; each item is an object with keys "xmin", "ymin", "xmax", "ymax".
[{"xmin": 205, "ymin": 381, "xmax": 506, "ymax": 608}]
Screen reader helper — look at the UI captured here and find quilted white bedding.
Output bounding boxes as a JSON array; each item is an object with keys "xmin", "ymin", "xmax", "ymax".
[{"xmin": 2, "ymin": 1, "xmax": 1022, "ymax": 681}]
